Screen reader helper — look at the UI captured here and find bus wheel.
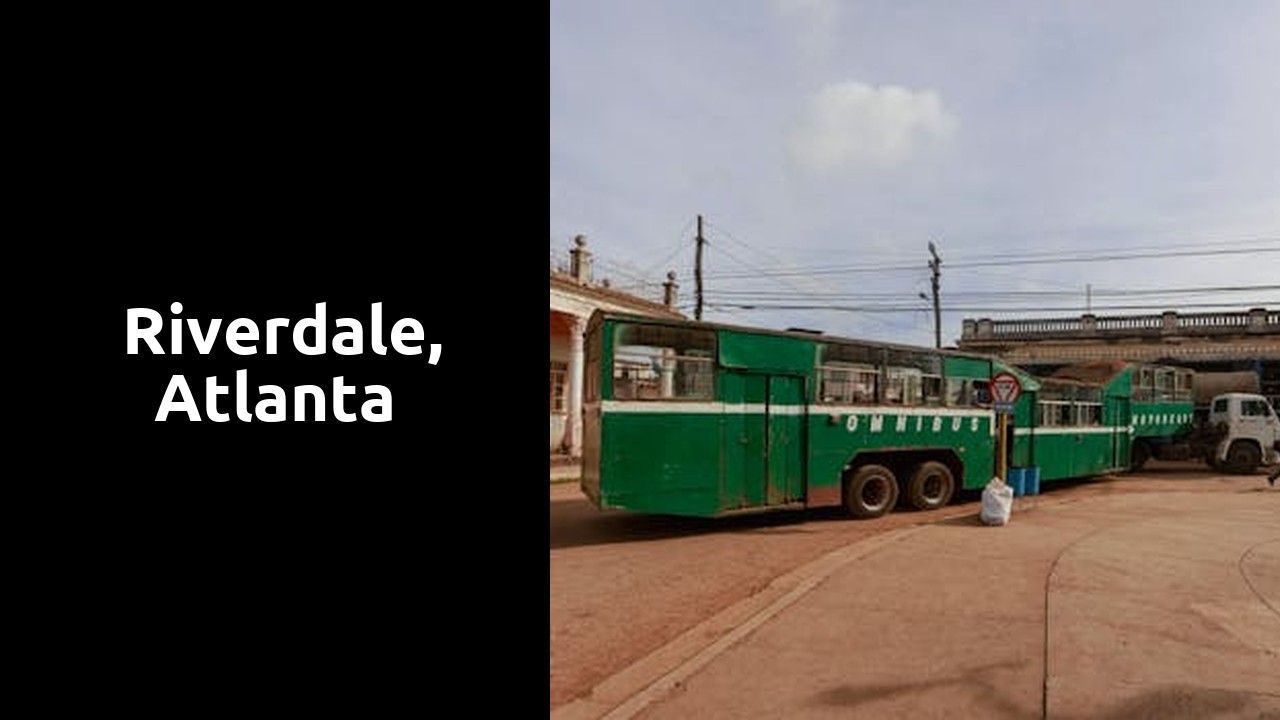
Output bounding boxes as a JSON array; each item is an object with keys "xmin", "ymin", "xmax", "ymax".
[
  {"xmin": 1130, "ymin": 441, "xmax": 1150, "ymax": 471},
  {"xmin": 1225, "ymin": 441, "xmax": 1261, "ymax": 474},
  {"xmin": 906, "ymin": 461, "xmax": 955, "ymax": 511},
  {"xmin": 844, "ymin": 464, "xmax": 898, "ymax": 519}
]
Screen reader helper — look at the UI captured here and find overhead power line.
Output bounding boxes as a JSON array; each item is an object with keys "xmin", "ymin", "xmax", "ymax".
[
  {"xmin": 703, "ymin": 244, "xmax": 1280, "ymax": 280},
  {"xmin": 708, "ymin": 230, "xmax": 874, "ymax": 305},
  {"xmin": 704, "ymin": 300, "xmax": 1280, "ymax": 314},
  {"xmin": 703, "ymin": 284, "xmax": 1280, "ymax": 300},
  {"xmin": 638, "ymin": 217, "xmax": 696, "ymax": 279},
  {"xmin": 704, "ymin": 235, "xmax": 1280, "ymax": 267},
  {"xmin": 703, "ymin": 221, "xmax": 909, "ymax": 335},
  {"xmin": 593, "ymin": 257, "xmax": 659, "ymax": 285}
]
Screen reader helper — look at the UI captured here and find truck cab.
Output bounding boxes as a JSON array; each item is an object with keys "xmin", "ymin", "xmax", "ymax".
[{"xmin": 1208, "ymin": 393, "xmax": 1280, "ymax": 473}]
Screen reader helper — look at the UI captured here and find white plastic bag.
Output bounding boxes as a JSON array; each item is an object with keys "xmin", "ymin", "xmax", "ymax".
[{"xmin": 980, "ymin": 477, "xmax": 1013, "ymax": 526}]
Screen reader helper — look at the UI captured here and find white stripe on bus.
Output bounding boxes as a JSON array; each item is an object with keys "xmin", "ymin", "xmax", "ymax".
[
  {"xmin": 601, "ymin": 401, "xmax": 800, "ymax": 415},
  {"xmin": 1013, "ymin": 427, "xmax": 1123, "ymax": 436},
  {"xmin": 816, "ymin": 405, "xmax": 990, "ymax": 418},
  {"xmin": 599, "ymin": 400, "xmax": 726, "ymax": 414},
  {"xmin": 600, "ymin": 401, "xmax": 992, "ymax": 417}
]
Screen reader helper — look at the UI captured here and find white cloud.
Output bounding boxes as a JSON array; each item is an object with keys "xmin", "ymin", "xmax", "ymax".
[{"xmin": 787, "ymin": 81, "xmax": 958, "ymax": 173}]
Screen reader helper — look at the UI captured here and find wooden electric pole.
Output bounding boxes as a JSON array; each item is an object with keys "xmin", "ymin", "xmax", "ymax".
[
  {"xmin": 695, "ymin": 215, "xmax": 705, "ymax": 321},
  {"xmin": 928, "ymin": 241, "xmax": 942, "ymax": 349}
]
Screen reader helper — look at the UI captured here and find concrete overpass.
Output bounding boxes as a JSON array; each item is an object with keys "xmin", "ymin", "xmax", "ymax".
[{"xmin": 957, "ymin": 308, "xmax": 1280, "ymax": 405}]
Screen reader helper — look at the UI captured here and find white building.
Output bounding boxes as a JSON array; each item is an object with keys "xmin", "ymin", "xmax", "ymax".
[{"xmin": 550, "ymin": 236, "xmax": 682, "ymax": 456}]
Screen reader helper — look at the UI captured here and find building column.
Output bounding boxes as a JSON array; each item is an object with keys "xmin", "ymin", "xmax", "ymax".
[
  {"xmin": 565, "ymin": 315, "xmax": 586, "ymax": 457},
  {"xmin": 659, "ymin": 348, "xmax": 675, "ymax": 397}
]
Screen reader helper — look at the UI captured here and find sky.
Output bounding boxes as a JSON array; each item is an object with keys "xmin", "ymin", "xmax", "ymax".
[{"xmin": 550, "ymin": 1, "xmax": 1280, "ymax": 346}]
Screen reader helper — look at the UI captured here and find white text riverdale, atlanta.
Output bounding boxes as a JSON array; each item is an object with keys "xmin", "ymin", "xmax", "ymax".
[{"xmin": 127, "ymin": 302, "xmax": 441, "ymax": 422}]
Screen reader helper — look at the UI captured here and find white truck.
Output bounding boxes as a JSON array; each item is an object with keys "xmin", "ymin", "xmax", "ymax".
[
  {"xmin": 1135, "ymin": 391, "xmax": 1280, "ymax": 474},
  {"xmin": 1203, "ymin": 393, "xmax": 1280, "ymax": 474}
]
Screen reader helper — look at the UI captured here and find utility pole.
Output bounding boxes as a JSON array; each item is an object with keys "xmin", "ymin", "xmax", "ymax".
[
  {"xmin": 1086, "ymin": 283, "xmax": 1092, "ymax": 313},
  {"xmin": 695, "ymin": 214, "xmax": 705, "ymax": 321},
  {"xmin": 928, "ymin": 241, "xmax": 942, "ymax": 349}
]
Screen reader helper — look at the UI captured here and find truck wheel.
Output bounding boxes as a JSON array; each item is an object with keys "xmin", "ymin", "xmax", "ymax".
[
  {"xmin": 905, "ymin": 461, "xmax": 955, "ymax": 511},
  {"xmin": 1225, "ymin": 441, "xmax": 1261, "ymax": 474},
  {"xmin": 844, "ymin": 464, "xmax": 898, "ymax": 519},
  {"xmin": 1130, "ymin": 441, "xmax": 1150, "ymax": 471}
]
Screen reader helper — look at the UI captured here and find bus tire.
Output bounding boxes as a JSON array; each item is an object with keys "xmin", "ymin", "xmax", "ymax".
[
  {"xmin": 844, "ymin": 464, "xmax": 898, "ymax": 519},
  {"xmin": 1225, "ymin": 440, "xmax": 1261, "ymax": 474},
  {"xmin": 1130, "ymin": 441, "xmax": 1150, "ymax": 471},
  {"xmin": 905, "ymin": 461, "xmax": 955, "ymax": 511}
]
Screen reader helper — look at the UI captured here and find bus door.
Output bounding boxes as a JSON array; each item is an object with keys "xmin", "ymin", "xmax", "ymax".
[
  {"xmin": 766, "ymin": 375, "xmax": 806, "ymax": 505},
  {"xmin": 722, "ymin": 373, "xmax": 806, "ymax": 508}
]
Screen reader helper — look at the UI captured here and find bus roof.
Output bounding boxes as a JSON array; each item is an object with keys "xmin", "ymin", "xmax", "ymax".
[
  {"xmin": 1048, "ymin": 360, "xmax": 1130, "ymax": 386},
  {"xmin": 589, "ymin": 310, "xmax": 1003, "ymax": 363},
  {"xmin": 1050, "ymin": 359, "xmax": 1195, "ymax": 386}
]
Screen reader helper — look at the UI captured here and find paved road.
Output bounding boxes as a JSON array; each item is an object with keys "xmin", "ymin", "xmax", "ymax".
[
  {"xmin": 633, "ymin": 489, "xmax": 1279, "ymax": 719},
  {"xmin": 550, "ymin": 462, "xmax": 1274, "ymax": 714}
]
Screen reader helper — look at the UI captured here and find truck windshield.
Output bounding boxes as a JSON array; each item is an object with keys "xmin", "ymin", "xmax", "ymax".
[{"xmin": 1242, "ymin": 400, "xmax": 1269, "ymax": 417}]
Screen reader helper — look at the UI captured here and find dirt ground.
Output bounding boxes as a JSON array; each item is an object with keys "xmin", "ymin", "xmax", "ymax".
[{"xmin": 549, "ymin": 461, "xmax": 1275, "ymax": 710}]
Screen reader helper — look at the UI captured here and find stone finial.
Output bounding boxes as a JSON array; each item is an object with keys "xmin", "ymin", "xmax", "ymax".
[
  {"xmin": 569, "ymin": 235, "xmax": 592, "ymax": 285},
  {"xmin": 663, "ymin": 271, "xmax": 679, "ymax": 309}
]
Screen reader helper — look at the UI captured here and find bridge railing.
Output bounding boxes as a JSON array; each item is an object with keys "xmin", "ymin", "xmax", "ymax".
[
  {"xmin": 1096, "ymin": 315, "xmax": 1163, "ymax": 331},
  {"xmin": 962, "ymin": 308, "xmax": 1278, "ymax": 341}
]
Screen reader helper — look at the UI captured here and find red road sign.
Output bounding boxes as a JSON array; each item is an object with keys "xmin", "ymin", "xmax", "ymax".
[{"xmin": 991, "ymin": 371, "xmax": 1022, "ymax": 405}]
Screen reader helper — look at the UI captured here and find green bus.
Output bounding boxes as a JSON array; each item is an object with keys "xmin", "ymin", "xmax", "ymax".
[
  {"xmin": 1007, "ymin": 361, "xmax": 1195, "ymax": 480},
  {"xmin": 581, "ymin": 312, "xmax": 1195, "ymax": 519}
]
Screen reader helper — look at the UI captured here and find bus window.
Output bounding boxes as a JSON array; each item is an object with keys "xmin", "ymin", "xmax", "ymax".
[
  {"xmin": 1075, "ymin": 403, "xmax": 1102, "ymax": 426},
  {"xmin": 1040, "ymin": 401, "xmax": 1064, "ymax": 427},
  {"xmin": 1155, "ymin": 368, "xmax": 1175, "ymax": 401},
  {"xmin": 1039, "ymin": 402, "xmax": 1072, "ymax": 426},
  {"xmin": 1039, "ymin": 383, "xmax": 1102, "ymax": 427},
  {"xmin": 1040, "ymin": 385, "xmax": 1071, "ymax": 425},
  {"xmin": 1136, "ymin": 367, "xmax": 1154, "ymax": 402},
  {"xmin": 946, "ymin": 378, "xmax": 971, "ymax": 406},
  {"xmin": 1175, "ymin": 370, "xmax": 1193, "ymax": 402},
  {"xmin": 613, "ymin": 323, "xmax": 715, "ymax": 400},
  {"xmin": 923, "ymin": 373, "xmax": 943, "ymax": 406},
  {"xmin": 819, "ymin": 343, "xmax": 883, "ymax": 403},
  {"xmin": 884, "ymin": 350, "xmax": 939, "ymax": 406},
  {"xmin": 972, "ymin": 380, "xmax": 992, "ymax": 407},
  {"xmin": 819, "ymin": 363, "xmax": 878, "ymax": 403},
  {"xmin": 884, "ymin": 367, "xmax": 923, "ymax": 405}
]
